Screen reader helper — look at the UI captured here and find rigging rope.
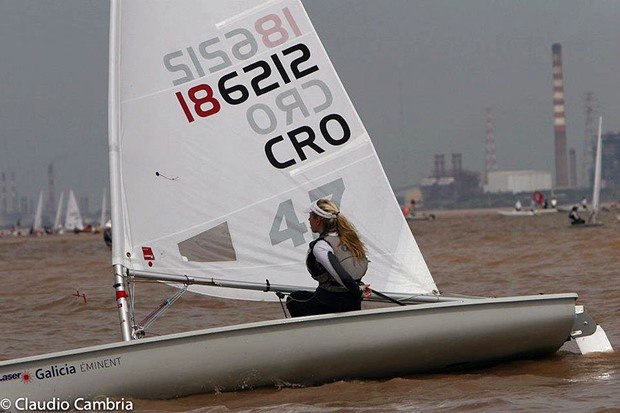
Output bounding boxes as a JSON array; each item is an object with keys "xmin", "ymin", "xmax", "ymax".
[
  {"xmin": 136, "ymin": 287, "xmax": 188, "ymax": 335},
  {"xmin": 275, "ymin": 291, "xmax": 288, "ymax": 318}
]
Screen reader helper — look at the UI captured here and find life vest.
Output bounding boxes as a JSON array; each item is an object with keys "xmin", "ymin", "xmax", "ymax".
[{"xmin": 306, "ymin": 235, "xmax": 368, "ymax": 293}]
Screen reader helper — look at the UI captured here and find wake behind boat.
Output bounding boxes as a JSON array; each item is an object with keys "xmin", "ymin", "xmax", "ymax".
[{"xmin": 0, "ymin": 0, "xmax": 612, "ymax": 403}]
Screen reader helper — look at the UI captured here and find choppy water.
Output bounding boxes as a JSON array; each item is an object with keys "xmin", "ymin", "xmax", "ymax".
[{"xmin": 1, "ymin": 210, "xmax": 619, "ymax": 412}]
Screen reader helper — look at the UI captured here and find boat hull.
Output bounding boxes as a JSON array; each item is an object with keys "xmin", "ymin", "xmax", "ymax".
[
  {"xmin": 406, "ymin": 213, "xmax": 436, "ymax": 222},
  {"xmin": 0, "ymin": 294, "xmax": 577, "ymax": 401},
  {"xmin": 497, "ymin": 210, "xmax": 536, "ymax": 216}
]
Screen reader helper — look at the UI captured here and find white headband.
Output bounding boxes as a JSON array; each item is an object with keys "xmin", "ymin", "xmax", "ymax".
[{"xmin": 309, "ymin": 200, "xmax": 338, "ymax": 219}]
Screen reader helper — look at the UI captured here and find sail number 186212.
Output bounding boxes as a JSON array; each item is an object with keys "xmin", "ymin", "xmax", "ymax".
[
  {"xmin": 175, "ymin": 43, "xmax": 317, "ymax": 123},
  {"xmin": 167, "ymin": 7, "xmax": 309, "ymax": 123}
]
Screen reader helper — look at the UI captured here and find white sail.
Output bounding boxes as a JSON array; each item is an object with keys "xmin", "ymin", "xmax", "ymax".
[
  {"xmin": 53, "ymin": 191, "xmax": 65, "ymax": 231},
  {"xmin": 109, "ymin": 0, "xmax": 436, "ymax": 301},
  {"xmin": 64, "ymin": 190, "xmax": 84, "ymax": 231},
  {"xmin": 590, "ymin": 116, "xmax": 602, "ymax": 221},
  {"xmin": 32, "ymin": 190, "xmax": 44, "ymax": 233}
]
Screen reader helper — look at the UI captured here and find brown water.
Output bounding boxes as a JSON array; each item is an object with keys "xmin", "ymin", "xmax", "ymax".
[{"xmin": 1, "ymin": 211, "xmax": 619, "ymax": 412}]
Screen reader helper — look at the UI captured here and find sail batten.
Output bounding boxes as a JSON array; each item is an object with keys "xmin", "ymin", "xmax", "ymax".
[{"xmin": 110, "ymin": 0, "xmax": 436, "ymax": 301}]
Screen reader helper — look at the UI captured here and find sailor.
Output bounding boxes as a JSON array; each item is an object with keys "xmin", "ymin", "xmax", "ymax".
[
  {"xmin": 514, "ymin": 200, "xmax": 522, "ymax": 211},
  {"xmin": 286, "ymin": 199, "xmax": 370, "ymax": 317},
  {"xmin": 402, "ymin": 204, "xmax": 410, "ymax": 217},
  {"xmin": 569, "ymin": 206, "xmax": 585, "ymax": 225},
  {"xmin": 581, "ymin": 197, "xmax": 588, "ymax": 210},
  {"xmin": 408, "ymin": 199, "xmax": 418, "ymax": 217}
]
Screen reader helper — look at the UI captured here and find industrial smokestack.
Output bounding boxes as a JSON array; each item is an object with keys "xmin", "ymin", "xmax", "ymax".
[
  {"xmin": 1, "ymin": 172, "xmax": 6, "ymax": 214},
  {"xmin": 552, "ymin": 43, "xmax": 569, "ymax": 187},
  {"xmin": 452, "ymin": 153, "xmax": 462, "ymax": 175},
  {"xmin": 10, "ymin": 172, "xmax": 17, "ymax": 213},
  {"xmin": 434, "ymin": 154, "xmax": 446, "ymax": 178},
  {"xmin": 47, "ymin": 163, "xmax": 55, "ymax": 216},
  {"xmin": 484, "ymin": 108, "xmax": 497, "ymax": 185}
]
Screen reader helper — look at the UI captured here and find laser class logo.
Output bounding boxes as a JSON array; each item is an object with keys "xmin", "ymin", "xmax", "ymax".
[
  {"xmin": 142, "ymin": 246, "xmax": 155, "ymax": 261},
  {"xmin": 21, "ymin": 371, "xmax": 32, "ymax": 383},
  {"xmin": 0, "ymin": 371, "xmax": 31, "ymax": 383}
]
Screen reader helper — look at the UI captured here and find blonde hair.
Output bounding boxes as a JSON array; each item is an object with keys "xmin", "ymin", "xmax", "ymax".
[{"xmin": 314, "ymin": 199, "xmax": 367, "ymax": 259}]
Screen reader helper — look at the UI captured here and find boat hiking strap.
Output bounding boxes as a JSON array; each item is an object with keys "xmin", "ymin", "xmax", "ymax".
[
  {"xmin": 369, "ymin": 288, "xmax": 406, "ymax": 306},
  {"xmin": 275, "ymin": 291, "xmax": 288, "ymax": 318}
]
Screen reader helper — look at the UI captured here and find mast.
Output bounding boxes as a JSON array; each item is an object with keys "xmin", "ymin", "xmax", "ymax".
[{"xmin": 108, "ymin": 0, "xmax": 132, "ymax": 342}]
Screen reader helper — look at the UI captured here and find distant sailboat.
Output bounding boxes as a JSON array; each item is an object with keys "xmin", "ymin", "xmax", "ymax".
[
  {"xmin": 64, "ymin": 190, "xmax": 84, "ymax": 232},
  {"xmin": 497, "ymin": 209, "xmax": 536, "ymax": 217},
  {"xmin": 587, "ymin": 117, "xmax": 603, "ymax": 225},
  {"xmin": 30, "ymin": 191, "xmax": 44, "ymax": 235},
  {"xmin": 53, "ymin": 191, "xmax": 65, "ymax": 232},
  {"xmin": 497, "ymin": 200, "xmax": 536, "ymax": 217},
  {"xmin": 571, "ymin": 117, "xmax": 603, "ymax": 227}
]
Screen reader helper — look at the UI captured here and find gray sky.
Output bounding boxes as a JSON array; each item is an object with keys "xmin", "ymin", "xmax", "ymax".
[{"xmin": 1, "ymin": 0, "xmax": 619, "ymax": 210}]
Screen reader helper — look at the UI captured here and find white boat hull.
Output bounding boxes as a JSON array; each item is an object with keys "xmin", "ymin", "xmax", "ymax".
[
  {"xmin": 533, "ymin": 208, "xmax": 558, "ymax": 214},
  {"xmin": 0, "ymin": 294, "xmax": 577, "ymax": 401},
  {"xmin": 406, "ymin": 213, "xmax": 436, "ymax": 222},
  {"xmin": 497, "ymin": 210, "xmax": 536, "ymax": 216}
]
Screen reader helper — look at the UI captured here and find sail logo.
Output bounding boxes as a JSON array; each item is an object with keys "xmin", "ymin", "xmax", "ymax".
[
  {"xmin": 142, "ymin": 246, "xmax": 155, "ymax": 261},
  {"xmin": 35, "ymin": 363, "xmax": 77, "ymax": 380}
]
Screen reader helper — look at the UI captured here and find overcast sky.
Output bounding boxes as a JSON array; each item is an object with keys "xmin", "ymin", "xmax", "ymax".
[{"xmin": 1, "ymin": 0, "xmax": 619, "ymax": 211}]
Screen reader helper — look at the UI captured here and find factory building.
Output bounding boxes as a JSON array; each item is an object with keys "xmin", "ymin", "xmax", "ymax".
[
  {"xmin": 484, "ymin": 170, "xmax": 552, "ymax": 194},
  {"xmin": 420, "ymin": 153, "xmax": 481, "ymax": 207},
  {"xmin": 600, "ymin": 132, "xmax": 620, "ymax": 191}
]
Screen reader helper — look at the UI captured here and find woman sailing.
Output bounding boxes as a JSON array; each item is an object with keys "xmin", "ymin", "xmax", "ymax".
[{"xmin": 287, "ymin": 199, "xmax": 370, "ymax": 317}]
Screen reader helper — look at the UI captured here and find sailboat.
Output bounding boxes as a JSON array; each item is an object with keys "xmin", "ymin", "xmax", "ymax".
[
  {"xmin": 586, "ymin": 117, "xmax": 603, "ymax": 225},
  {"xmin": 0, "ymin": 0, "xmax": 612, "ymax": 402},
  {"xmin": 571, "ymin": 117, "xmax": 603, "ymax": 227},
  {"xmin": 30, "ymin": 190, "xmax": 44, "ymax": 235},
  {"xmin": 497, "ymin": 209, "xmax": 536, "ymax": 217},
  {"xmin": 64, "ymin": 189, "xmax": 84, "ymax": 232},
  {"xmin": 53, "ymin": 191, "xmax": 65, "ymax": 232},
  {"xmin": 497, "ymin": 200, "xmax": 536, "ymax": 217}
]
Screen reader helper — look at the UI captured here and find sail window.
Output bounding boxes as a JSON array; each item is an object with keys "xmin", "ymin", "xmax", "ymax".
[{"xmin": 177, "ymin": 222, "xmax": 237, "ymax": 262}]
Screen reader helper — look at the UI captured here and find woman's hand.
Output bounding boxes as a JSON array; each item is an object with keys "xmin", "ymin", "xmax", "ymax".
[{"xmin": 360, "ymin": 284, "xmax": 372, "ymax": 298}]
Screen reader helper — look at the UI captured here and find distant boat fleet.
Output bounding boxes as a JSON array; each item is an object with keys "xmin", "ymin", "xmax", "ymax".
[
  {"xmin": 498, "ymin": 118, "xmax": 607, "ymax": 226},
  {"xmin": 0, "ymin": 188, "xmax": 109, "ymax": 237},
  {"xmin": 495, "ymin": 188, "xmax": 598, "ymax": 218}
]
